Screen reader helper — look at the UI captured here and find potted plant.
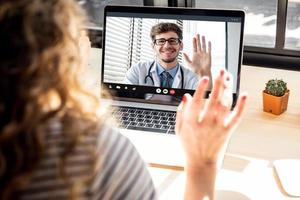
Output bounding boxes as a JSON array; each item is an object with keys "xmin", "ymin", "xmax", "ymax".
[{"xmin": 263, "ymin": 79, "xmax": 289, "ymax": 115}]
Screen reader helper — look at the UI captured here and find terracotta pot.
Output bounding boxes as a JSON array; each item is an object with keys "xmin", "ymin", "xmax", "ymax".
[{"xmin": 262, "ymin": 90, "xmax": 290, "ymax": 115}]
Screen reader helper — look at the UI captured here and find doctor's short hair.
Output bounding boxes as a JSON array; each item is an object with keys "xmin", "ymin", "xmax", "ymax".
[{"xmin": 150, "ymin": 22, "xmax": 183, "ymax": 41}]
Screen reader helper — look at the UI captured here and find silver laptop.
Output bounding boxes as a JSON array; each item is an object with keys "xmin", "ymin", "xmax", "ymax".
[{"xmin": 100, "ymin": 5, "xmax": 245, "ymax": 167}]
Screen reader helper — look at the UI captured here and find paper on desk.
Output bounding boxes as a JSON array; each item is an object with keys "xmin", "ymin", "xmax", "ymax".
[{"xmin": 273, "ymin": 159, "xmax": 300, "ymax": 197}]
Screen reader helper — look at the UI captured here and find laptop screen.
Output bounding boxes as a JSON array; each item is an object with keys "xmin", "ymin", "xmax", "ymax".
[{"xmin": 101, "ymin": 6, "xmax": 244, "ymax": 105}]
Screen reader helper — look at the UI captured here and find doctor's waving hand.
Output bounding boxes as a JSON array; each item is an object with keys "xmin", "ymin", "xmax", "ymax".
[
  {"xmin": 124, "ymin": 22, "xmax": 213, "ymax": 90},
  {"xmin": 183, "ymin": 34, "xmax": 213, "ymax": 90}
]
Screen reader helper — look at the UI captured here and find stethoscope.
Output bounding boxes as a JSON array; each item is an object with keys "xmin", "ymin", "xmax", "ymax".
[{"xmin": 144, "ymin": 61, "xmax": 184, "ymax": 89}]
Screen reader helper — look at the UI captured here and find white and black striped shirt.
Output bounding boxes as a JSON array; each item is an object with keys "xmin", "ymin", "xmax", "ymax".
[{"xmin": 19, "ymin": 123, "xmax": 157, "ymax": 200}]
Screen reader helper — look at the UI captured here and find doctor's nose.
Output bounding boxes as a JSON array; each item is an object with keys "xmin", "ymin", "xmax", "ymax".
[
  {"xmin": 163, "ymin": 41, "xmax": 172, "ymax": 47},
  {"xmin": 161, "ymin": 41, "xmax": 173, "ymax": 49}
]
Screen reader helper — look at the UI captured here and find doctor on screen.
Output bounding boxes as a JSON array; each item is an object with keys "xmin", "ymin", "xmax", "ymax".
[{"xmin": 123, "ymin": 22, "xmax": 213, "ymax": 90}]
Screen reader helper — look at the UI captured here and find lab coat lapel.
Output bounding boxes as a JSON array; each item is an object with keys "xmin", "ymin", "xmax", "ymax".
[
  {"xmin": 172, "ymin": 66, "xmax": 182, "ymax": 88},
  {"xmin": 150, "ymin": 61, "xmax": 160, "ymax": 87}
]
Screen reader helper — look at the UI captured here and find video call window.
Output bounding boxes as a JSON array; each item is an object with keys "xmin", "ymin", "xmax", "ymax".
[{"xmin": 103, "ymin": 16, "xmax": 241, "ymax": 92}]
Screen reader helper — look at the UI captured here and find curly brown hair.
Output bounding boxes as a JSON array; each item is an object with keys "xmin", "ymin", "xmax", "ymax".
[{"xmin": 0, "ymin": 0, "xmax": 103, "ymax": 198}]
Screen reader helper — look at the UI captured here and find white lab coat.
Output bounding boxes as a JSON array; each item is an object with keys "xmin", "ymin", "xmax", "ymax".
[{"xmin": 123, "ymin": 60, "xmax": 199, "ymax": 90}]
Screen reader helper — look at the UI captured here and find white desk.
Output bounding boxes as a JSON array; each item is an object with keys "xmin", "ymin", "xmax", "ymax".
[{"xmin": 86, "ymin": 49, "xmax": 300, "ymax": 200}]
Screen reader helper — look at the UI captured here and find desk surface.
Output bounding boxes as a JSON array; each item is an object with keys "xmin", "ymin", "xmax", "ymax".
[{"xmin": 86, "ymin": 49, "xmax": 300, "ymax": 200}]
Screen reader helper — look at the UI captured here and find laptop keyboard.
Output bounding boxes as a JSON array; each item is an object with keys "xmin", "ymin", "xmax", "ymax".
[{"xmin": 112, "ymin": 106, "xmax": 176, "ymax": 134}]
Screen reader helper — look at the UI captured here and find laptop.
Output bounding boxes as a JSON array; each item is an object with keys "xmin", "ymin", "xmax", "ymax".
[{"xmin": 100, "ymin": 5, "xmax": 245, "ymax": 168}]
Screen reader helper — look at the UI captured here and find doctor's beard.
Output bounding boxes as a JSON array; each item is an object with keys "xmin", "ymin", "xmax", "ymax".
[{"xmin": 162, "ymin": 57, "xmax": 177, "ymax": 63}]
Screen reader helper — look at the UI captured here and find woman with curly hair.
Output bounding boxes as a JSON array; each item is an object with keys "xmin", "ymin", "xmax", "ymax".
[{"xmin": 0, "ymin": 0, "xmax": 247, "ymax": 199}]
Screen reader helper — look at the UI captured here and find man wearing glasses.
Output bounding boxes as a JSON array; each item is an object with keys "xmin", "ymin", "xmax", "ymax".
[{"xmin": 124, "ymin": 22, "xmax": 212, "ymax": 90}]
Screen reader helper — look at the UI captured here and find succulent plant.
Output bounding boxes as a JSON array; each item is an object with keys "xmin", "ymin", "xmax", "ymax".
[{"xmin": 265, "ymin": 79, "xmax": 287, "ymax": 97}]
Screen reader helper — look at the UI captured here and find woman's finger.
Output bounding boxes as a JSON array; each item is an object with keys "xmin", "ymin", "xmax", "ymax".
[
  {"xmin": 190, "ymin": 77, "xmax": 209, "ymax": 119},
  {"xmin": 225, "ymin": 92, "xmax": 247, "ymax": 129},
  {"xmin": 175, "ymin": 101, "xmax": 183, "ymax": 135},
  {"xmin": 176, "ymin": 93, "xmax": 192, "ymax": 134},
  {"xmin": 214, "ymin": 74, "xmax": 233, "ymax": 125},
  {"xmin": 206, "ymin": 70, "xmax": 225, "ymax": 109},
  {"xmin": 221, "ymin": 73, "xmax": 233, "ymax": 108}
]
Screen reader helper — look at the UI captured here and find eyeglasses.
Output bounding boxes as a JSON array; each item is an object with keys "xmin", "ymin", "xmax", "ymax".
[{"xmin": 153, "ymin": 38, "xmax": 181, "ymax": 46}]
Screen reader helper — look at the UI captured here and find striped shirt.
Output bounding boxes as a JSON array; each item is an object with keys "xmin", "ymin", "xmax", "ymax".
[{"xmin": 19, "ymin": 123, "xmax": 157, "ymax": 200}]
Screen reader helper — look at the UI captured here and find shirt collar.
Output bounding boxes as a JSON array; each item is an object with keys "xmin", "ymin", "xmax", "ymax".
[{"xmin": 156, "ymin": 61, "xmax": 179, "ymax": 79}]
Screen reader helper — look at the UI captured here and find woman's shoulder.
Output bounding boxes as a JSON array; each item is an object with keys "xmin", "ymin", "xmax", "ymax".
[
  {"xmin": 95, "ymin": 123, "xmax": 145, "ymax": 173},
  {"xmin": 91, "ymin": 123, "xmax": 157, "ymax": 199},
  {"xmin": 96, "ymin": 123, "xmax": 133, "ymax": 153}
]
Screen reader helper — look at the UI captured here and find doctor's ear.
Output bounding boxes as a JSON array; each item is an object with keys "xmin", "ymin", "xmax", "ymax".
[
  {"xmin": 151, "ymin": 42, "xmax": 155, "ymax": 49},
  {"xmin": 179, "ymin": 42, "xmax": 183, "ymax": 50},
  {"xmin": 151, "ymin": 43, "xmax": 157, "ymax": 56}
]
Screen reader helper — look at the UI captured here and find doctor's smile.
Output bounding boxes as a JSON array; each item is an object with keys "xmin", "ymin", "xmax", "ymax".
[{"xmin": 160, "ymin": 47, "xmax": 177, "ymax": 63}]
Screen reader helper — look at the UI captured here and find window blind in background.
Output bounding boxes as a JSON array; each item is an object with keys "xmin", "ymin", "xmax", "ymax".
[
  {"xmin": 103, "ymin": 17, "xmax": 131, "ymax": 83},
  {"xmin": 130, "ymin": 18, "xmax": 157, "ymax": 67}
]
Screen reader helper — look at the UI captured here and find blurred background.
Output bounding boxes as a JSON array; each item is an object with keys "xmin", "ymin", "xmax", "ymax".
[{"xmin": 77, "ymin": 0, "xmax": 300, "ymax": 70}]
